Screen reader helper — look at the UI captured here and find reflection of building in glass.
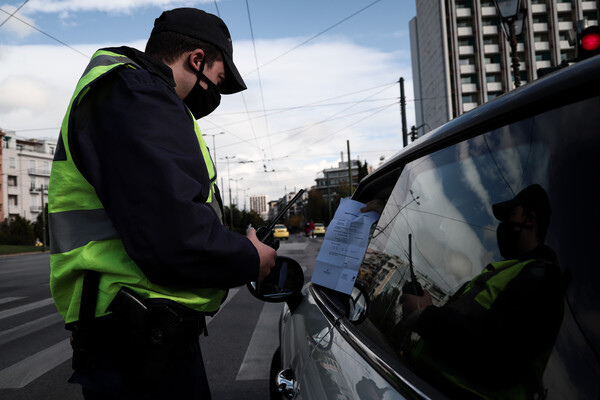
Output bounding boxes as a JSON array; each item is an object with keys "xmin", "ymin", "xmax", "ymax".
[{"xmin": 358, "ymin": 249, "xmax": 452, "ymax": 311}]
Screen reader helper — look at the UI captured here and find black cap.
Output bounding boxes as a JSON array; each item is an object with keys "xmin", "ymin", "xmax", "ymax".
[
  {"xmin": 152, "ymin": 8, "xmax": 246, "ymax": 94},
  {"xmin": 492, "ymin": 184, "xmax": 552, "ymax": 221}
]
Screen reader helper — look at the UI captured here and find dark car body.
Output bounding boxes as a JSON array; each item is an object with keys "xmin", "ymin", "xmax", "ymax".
[{"xmin": 272, "ymin": 55, "xmax": 600, "ymax": 399}]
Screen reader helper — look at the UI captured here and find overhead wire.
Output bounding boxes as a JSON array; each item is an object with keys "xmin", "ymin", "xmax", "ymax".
[
  {"xmin": 0, "ymin": 0, "xmax": 28, "ymax": 28},
  {"xmin": 0, "ymin": 6, "xmax": 89, "ymax": 58},
  {"xmin": 243, "ymin": 0, "xmax": 383, "ymax": 76}
]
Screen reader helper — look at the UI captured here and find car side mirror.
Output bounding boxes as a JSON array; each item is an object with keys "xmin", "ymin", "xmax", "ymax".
[{"xmin": 247, "ymin": 256, "xmax": 305, "ymax": 305}]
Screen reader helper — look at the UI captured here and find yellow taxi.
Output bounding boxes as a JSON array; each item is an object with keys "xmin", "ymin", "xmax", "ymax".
[
  {"xmin": 313, "ymin": 223, "xmax": 326, "ymax": 236},
  {"xmin": 272, "ymin": 224, "xmax": 289, "ymax": 240}
]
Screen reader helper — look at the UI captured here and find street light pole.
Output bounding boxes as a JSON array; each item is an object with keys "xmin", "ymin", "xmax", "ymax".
[
  {"xmin": 221, "ymin": 155, "xmax": 235, "ymax": 230},
  {"xmin": 204, "ymin": 131, "xmax": 224, "ymax": 173}
]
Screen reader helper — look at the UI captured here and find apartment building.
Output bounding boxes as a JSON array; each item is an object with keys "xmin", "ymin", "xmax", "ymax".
[
  {"xmin": 249, "ymin": 194, "xmax": 269, "ymax": 220},
  {"xmin": 2, "ymin": 133, "xmax": 56, "ymax": 222},
  {"xmin": 410, "ymin": 0, "xmax": 600, "ymax": 132}
]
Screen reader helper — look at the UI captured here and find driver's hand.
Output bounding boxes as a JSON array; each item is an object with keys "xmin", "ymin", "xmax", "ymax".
[
  {"xmin": 360, "ymin": 199, "xmax": 385, "ymax": 214},
  {"xmin": 247, "ymin": 227, "xmax": 277, "ymax": 281}
]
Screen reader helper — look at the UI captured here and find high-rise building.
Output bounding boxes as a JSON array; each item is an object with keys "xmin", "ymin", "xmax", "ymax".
[
  {"xmin": 410, "ymin": 0, "xmax": 600, "ymax": 132},
  {"xmin": 249, "ymin": 194, "xmax": 269, "ymax": 220}
]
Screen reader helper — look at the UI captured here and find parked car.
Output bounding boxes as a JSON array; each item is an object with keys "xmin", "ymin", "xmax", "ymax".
[
  {"xmin": 259, "ymin": 55, "xmax": 600, "ymax": 400},
  {"xmin": 272, "ymin": 224, "xmax": 290, "ymax": 240},
  {"xmin": 313, "ymin": 223, "xmax": 326, "ymax": 236}
]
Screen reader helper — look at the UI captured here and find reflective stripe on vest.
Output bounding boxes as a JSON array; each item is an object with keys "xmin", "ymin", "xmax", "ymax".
[{"xmin": 49, "ymin": 49, "xmax": 226, "ymax": 324}]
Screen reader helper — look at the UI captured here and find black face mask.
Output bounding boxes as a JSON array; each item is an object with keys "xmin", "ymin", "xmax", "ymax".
[
  {"xmin": 496, "ymin": 220, "xmax": 527, "ymax": 260},
  {"xmin": 184, "ymin": 60, "xmax": 221, "ymax": 119}
]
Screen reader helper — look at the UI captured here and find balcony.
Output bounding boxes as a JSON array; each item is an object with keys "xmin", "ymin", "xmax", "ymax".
[
  {"xmin": 583, "ymin": 1, "xmax": 597, "ymax": 11},
  {"xmin": 459, "ymin": 45, "xmax": 475, "ymax": 55},
  {"xmin": 462, "ymin": 83, "xmax": 478, "ymax": 93},
  {"xmin": 482, "ymin": 25, "xmax": 499, "ymax": 35},
  {"xmin": 487, "ymin": 82, "xmax": 503, "ymax": 91},
  {"xmin": 485, "ymin": 63, "xmax": 502, "ymax": 73},
  {"xmin": 481, "ymin": 6, "xmax": 496, "ymax": 16},
  {"xmin": 463, "ymin": 102, "xmax": 478, "ymax": 112},
  {"xmin": 533, "ymin": 23, "xmax": 549, "ymax": 32},
  {"xmin": 28, "ymin": 168, "xmax": 51, "ymax": 177},
  {"xmin": 460, "ymin": 64, "xmax": 476, "ymax": 74},
  {"xmin": 558, "ymin": 21, "xmax": 575, "ymax": 31},
  {"xmin": 535, "ymin": 42, "xmax": 551, "ymax": 51},
  {"xmin": 536, "ymin": 60, "xmax": 552, "ymax": 68},
  {"xmin": 532, "ymin": 4, "xmax": 548, "ymax": 13},
  {"xmin": 456, "ymin": 8, "xmax": 472, "ymax": 18},
  {"xmin": 457, "ymin": 26, "xmax": 473, "ymax": 36},
  {"xmin": 556, "ymin": 3, "xmax": 571, "ymax": 12},
  {"xmin": 30, "ymin": 205, "xmax": 43, "ymax": 213},
  {"xmin": 484, "ymin": 44, "xmax": 500, "ymax": 54}
]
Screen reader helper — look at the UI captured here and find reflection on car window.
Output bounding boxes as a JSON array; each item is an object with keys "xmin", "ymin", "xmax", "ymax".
[{"xmin": 353, "ymin": 96, "xmax": 600, "ymax": 399}]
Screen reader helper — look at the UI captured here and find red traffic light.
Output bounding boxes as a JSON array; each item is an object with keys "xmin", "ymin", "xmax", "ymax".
[
  {"xmin": 582, "ymin": 31, "xmax": 600, "ymax": 51},
  {"xmin": 578, "ymin": 26, "xmax": 600, "ymax": 60}
]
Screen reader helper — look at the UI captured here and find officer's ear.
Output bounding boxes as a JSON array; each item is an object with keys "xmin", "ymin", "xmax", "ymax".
[{"xmin": 188, "ymin": 49, "xmax": 205, "ymax": 73}]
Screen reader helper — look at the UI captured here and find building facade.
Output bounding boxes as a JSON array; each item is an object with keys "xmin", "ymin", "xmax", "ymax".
[
  {"xmin": 410, "ymin": 0, "xmax": 600, "ymax": 132},
  {"xmin": 249, "ymin": 194, "xmax": 269, "ymax": 221},
  {"xmin": 2, "ymin": 133, "xmax": 56, "ymax": 222}
]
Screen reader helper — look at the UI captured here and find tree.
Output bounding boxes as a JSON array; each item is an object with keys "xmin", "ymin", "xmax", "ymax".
[
  {"xmin": 307, "ymin": 189, "xmax": 327, "ymax": 223},
  {"xmin": 357, "ymin": 160, "xmax": 370, "ymax": 181},
  {"xmin": 0, "ymin": 215, "xmax": 36, "ymax": 245},
  {"xmin": 33, "ymin": 205, "xmax": 50, "ymax": 246}
]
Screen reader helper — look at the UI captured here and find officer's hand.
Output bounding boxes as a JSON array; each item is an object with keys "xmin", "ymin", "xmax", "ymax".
[{"xmin": 246, "ymin": 227, "xmax": 277, "ymax": 281}]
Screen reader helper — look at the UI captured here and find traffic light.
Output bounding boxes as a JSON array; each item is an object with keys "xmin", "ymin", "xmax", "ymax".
[{"xmin": 577, "ymin": 25, "xmax": 600, "ymax": 61}]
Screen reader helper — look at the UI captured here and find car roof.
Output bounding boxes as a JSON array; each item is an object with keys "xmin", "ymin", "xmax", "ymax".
[{"xmin": 354, "ymin": 55, "xmax": 600, "ymax": 202}]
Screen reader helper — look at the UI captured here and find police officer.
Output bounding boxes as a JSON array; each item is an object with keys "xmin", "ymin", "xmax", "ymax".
[
  {"xmin": 48, "ymin": 8, "xmax": 276, "ymax": 399},
  {"xmin": 401, "ymin": 184, "xmax": 564, "ymax": 399}
]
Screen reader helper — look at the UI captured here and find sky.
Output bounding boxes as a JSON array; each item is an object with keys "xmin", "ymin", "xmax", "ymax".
[{"xmin": 0, "ymin": 0, "xmax": 417, "ymax": 206}]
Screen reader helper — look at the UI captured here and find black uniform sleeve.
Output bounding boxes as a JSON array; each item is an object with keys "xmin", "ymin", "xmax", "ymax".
[{"xmin": 70, "ymin": 67, "xmax": 260, "ymax": 289}]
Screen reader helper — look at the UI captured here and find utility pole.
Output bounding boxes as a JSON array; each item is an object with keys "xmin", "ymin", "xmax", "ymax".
[
  {"xmin": 399, "ymin": 77, "xmax": 408, "ymax": 147},
  {"xmin": 221, "ymin": 156, "xmax": 235, "ymax": 230},
  {"xmin": 40, "ymin": 184, "xmax": 47, "ymax": 252},
  {"xmin": 347, "ymin": 140, "xmax": 353, "ymax": 195}
]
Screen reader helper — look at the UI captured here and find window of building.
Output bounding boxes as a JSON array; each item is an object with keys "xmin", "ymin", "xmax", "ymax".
[
  {"xmin": 8, "ymin": 195, "xmax": 18, "ymax": 206},
  {"xmin": 533, "ymin": 15, "xmax": 549, "ymax": 23},
  {"xmin": 29, "ymin": 160, "xmax": 36, "ymax": 170},
  {"xmin": 7, "ymin": 176, "xmax": 17, "ymax": 186},
  {"xmin": 536, "ymin": 51, "xmax": 552, "ymax": 61},
  {"xmin": 9, "ymin": 157, "xmax": 15, "ymax": 169}
]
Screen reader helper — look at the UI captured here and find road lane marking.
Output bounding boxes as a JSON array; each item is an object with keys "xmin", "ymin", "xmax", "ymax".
[
  {"xmin": 0, "ymin": 313, "xmax": 64, "ymax": 346},
  {"xmin": 236, "ymin": 301, "xmax": 283, "ymax": 381},
  {"xmin": 0, "ymin": 297, "xmax": 25, "ymax": 305},
  {"xmin": 0, "ymin": 338, "xmax": 71, "ymax": 389},
  {"xmin": 0, "ymin": 298, "xmax": 55, "ymax": 321}
]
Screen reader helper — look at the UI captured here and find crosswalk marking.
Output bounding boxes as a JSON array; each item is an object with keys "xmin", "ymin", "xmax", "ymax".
[
  {"xmin": 0, "ymin": 297, "xmax": 25, "ymax": 305},
  {"xmin": 0, "ymin": 298, "xmax": 55, "ymax": 321},
  {"xmin": 0, "ymin": 313, "xmax": 63, "ymax": 346},
  {"xmin": 236, "ymin": 301, "xmax": 283, "ymax": 381},
  {"xmin": 0, "ymin": 338, "xmax": 71, "ymax": 389}
]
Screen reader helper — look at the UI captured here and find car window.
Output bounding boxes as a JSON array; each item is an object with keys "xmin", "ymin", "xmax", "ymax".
[{"xmin": 351, "ymin": 95, "xmax": 600, "ymax": 398}]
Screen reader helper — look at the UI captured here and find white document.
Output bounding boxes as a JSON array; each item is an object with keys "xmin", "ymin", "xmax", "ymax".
[{"xmin": 311, "ymin": 198, "xmax": 380, "ymax": 294}]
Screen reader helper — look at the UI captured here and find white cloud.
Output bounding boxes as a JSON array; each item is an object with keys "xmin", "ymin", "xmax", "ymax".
[
  {"xmin": 0, "ymin": 34, "xmax": 413, "ymax": 201},
  {"xmin": 0, "ymin": 4, "xmax": 38, "ymax": 37}
]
